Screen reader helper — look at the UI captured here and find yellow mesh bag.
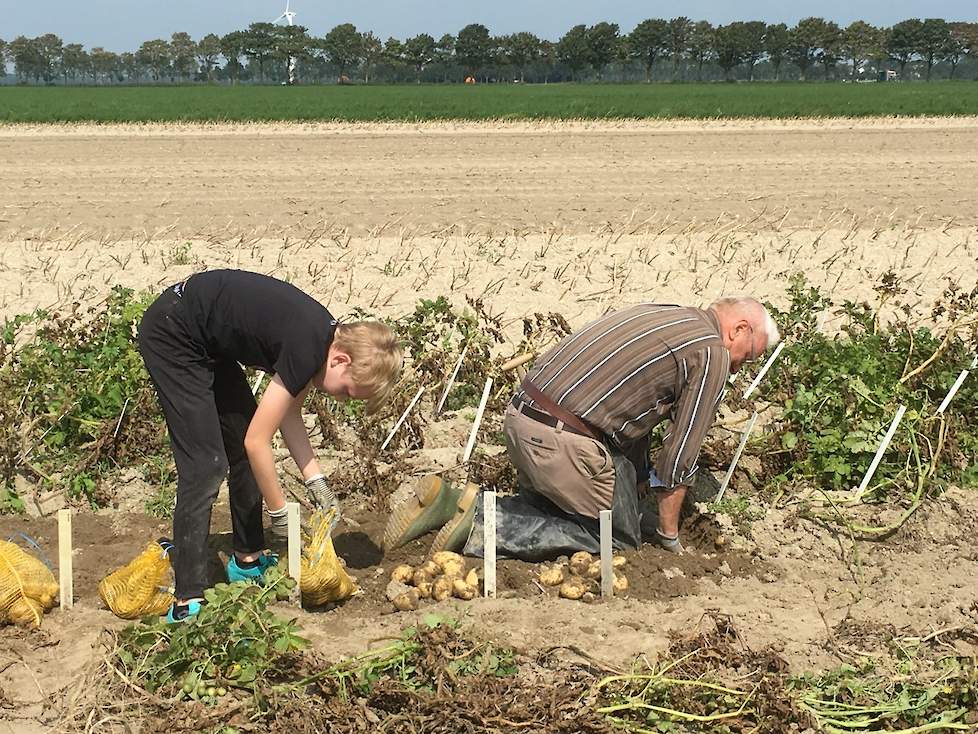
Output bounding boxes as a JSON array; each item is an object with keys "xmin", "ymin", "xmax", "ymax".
[
  {"xmin": 98, "ymin": 538, "xmax": 175, "ymax": 619},
  {"xmin": 0, "ymin": 539, "xmax": 59, "ymax": 628},
  {"xmin": 300, "ymin": 510, "xmax": 358, "ymax": 607}
]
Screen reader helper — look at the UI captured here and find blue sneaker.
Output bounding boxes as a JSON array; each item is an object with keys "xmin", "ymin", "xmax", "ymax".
[
  {"xmin": 165, "ymin": 599, "xmax": 202, "ymax": 624},
  {"xmin": 226, "ymin": 552, "xmax": 279, "ymax": 583}
]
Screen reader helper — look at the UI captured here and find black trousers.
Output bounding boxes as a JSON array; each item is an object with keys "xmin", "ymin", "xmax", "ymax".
[{"xmin": 138, "ymin": 287, "xmax": 265, "ymax": 600}]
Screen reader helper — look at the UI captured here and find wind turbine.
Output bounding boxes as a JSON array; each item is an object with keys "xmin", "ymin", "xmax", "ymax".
[{"xmin": 273, "ymin": 0, "xmax": 298, "ymax": 85}]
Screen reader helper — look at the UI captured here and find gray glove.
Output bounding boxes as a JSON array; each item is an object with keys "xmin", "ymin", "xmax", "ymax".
[
  {"xmin": 654, "ymin": 528, "xmax": 686, "ymax": 554},
  {"xmin": 305, "ymin": 474, "xmax": 339, "ymax": 515},
  {"xmin": 266, "ymin": 505, "xmax": 290, "ymax": 540}
]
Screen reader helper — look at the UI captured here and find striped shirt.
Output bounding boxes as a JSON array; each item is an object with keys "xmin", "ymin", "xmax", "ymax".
[{"xmin": 520, "ymin": 304, "xmax": 729, "ymax": 489}]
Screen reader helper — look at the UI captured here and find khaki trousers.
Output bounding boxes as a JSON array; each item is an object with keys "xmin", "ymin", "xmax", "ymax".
[{"xmin": 503, "ymin": 403, "xmax": 616, "ymax": 520}]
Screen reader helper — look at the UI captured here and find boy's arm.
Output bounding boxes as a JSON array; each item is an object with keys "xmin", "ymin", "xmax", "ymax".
[
  {"xmin": 278, "ymin": 383, "xmax": 322, "ymax": 480},
  {"xmin": 245, "ymin": 374, "xmax": 300, "ymax": 511}
]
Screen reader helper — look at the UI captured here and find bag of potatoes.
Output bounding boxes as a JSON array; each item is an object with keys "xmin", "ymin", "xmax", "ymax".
[
  {"xmin": 0, "ymin": 539, "xmax": 59, "ymax": 628},
  {"xmin": 98, "ymin": 538, "xmax": 176, "ymax": 619},
  {"xmin": 300, "ymin": 509, "xmax": 358, "ymax": 607}
]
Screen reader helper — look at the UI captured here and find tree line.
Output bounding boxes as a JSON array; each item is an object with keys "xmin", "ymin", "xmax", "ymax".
[{"xmin": 2, "ymin": 17, "xmax": 977, "ymax": 86}]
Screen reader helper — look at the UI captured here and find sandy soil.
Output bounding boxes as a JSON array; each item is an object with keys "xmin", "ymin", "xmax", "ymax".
[
  {"xmin": 2, "ymin": 119, "xmax": 978, "ymax": 732},
  {"xmin": 2, "ymin": 118, "xmax": 977, "ymax": 237}
]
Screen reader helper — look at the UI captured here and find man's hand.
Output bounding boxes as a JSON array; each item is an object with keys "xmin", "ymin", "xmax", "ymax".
[
  {"xmin": 654, "ymin": 528, "xmax": 686, "ymax": 554},
  {"xmin": 267, "ymin": 505, "xmax": 290, "ymax": 539}
]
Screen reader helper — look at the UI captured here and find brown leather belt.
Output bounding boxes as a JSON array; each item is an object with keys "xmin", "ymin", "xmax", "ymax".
[{"xmin": 515, "ymin": 380, "xmax": 603, "ymax": 442}]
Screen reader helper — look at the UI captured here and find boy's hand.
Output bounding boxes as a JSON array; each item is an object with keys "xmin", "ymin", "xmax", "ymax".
[
  {"xmin": 266, "ymin": 505, "xmax": 290, "ymax": 539},
  {"xmin": 305, "ymin": 474, "xmax": 340, "ymax": 519}
]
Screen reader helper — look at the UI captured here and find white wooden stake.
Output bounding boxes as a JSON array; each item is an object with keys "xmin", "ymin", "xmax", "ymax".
[
  {"xmin": 599, "ymin": 510, "xmax": 613, "ymax": 598},
  {"xmin": 937, "ymin": 369, "xmax": 970, "ymax": 415},
  {"xmin": 716, "ymin": 411, "xmax": 759, "ymax": 504},
  {"xmin": 251, "ymin": 370, "xmax": 265, "ymax": 396},
  {"xmin": 743, "ymin": 341, "xmax": 786, "ymax": 399},
  {"xmin": 436, "ymin": 344, "xmax": 469, "ymax": 415},
  {"xmin": 483, "ymin": 491, "xmax": 496, "ymax": 598},
  {"xmin": 853, "ymin": 405, "xmax": 906, "ymax": 500},
  {"xmin": 463, "ymin": 378, "xmax": 493, "ymax": 463},
  {"xmin": 58, "ymin": 509, "xmax": 73, "ymax": 610},
  {"xmin": 381, "ymin": 386, "xmax": 425, "ymax": 451},
  {"xmin": 286, "ymin": 502, "xmax": 301, "ymax": 596}
]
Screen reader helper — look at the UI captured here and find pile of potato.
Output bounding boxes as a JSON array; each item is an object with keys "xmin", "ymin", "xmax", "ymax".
[
  {"xmin": 537, "ymin": 551, "xmax": 628, "ymax": 602},
  {"xmin": 386, "ymin": 551, "xmax": 480, "ymax": 611}
]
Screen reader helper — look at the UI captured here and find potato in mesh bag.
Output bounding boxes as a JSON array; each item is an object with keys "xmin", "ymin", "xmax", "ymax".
[
  {"xmin": 0, "ymin": 539, "xmax": 59, "ymax": 628},
  {"xmin": 98, "ymin": 538, "xmax": 176, "ymax": 619},
  {"xmin": 300, "ymin": 509, "xmax": 357, "ymax": 607}
]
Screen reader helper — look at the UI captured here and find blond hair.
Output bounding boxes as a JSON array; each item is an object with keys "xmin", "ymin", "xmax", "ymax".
[{"xmin": 333, "ymin": 321, "xmax": 403, "ymax": 414}]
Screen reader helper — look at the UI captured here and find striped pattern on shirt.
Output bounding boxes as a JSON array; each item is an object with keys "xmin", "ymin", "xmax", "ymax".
[{"xmin": 521, "ymin": 304, "xmax": 730, "ymax": 489}]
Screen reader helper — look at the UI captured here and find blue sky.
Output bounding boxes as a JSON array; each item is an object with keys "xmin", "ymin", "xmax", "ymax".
[{"xmin": 3, "ymin": 1, "xmax": 974, "ymax": 52}]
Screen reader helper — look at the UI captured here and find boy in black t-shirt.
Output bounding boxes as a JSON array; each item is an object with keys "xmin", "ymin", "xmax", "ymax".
[{"xmin": 138, "ymin": 270, "xmax": 402, "ymax": 622}]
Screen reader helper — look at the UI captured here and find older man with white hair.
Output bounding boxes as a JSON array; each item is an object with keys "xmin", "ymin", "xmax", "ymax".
[{"xmin": 384, "ymin": 297, "xmax": 780, "ymax": 560}]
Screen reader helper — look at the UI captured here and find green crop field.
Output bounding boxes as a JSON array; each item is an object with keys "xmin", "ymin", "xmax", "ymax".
[{"xmin": 1, "ymin": 82, "xmax": 977, "ymax": 123}]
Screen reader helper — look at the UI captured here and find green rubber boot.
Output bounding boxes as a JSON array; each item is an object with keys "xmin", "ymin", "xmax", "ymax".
[
  {"xmin": 382, "ymin": 475, "xmax": 460, "ymax": 551},
  {"xmin": 429, "ymin": 482, "xmax": 481, "ymax": 555}
]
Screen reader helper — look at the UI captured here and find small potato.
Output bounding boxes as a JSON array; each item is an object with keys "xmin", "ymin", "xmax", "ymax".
[
  {"xmin": 465, "ymin": 568, "xmax": 479, "ymax": 588},
  {"xmin": 385, "ymin": 579, "xmax": 413, "ymax": 602},
  {"xmin": 416, "ymin": 581, "xmax": 433, "ymax": 599},
  {"xmin": 612, "ymin": 555, "xmax": 627, "ymax": 569},
  {"xmin": 569, "ymin": 551, "xmax": 593, "ymax": 576},
  {"xmin": 584, "ymin": 561, "xmax": 602, "ymax": 580},
  {"xmin": 613, "ymin": 573, "xmax": 629, "ymax": 594},
  {"xmin": 390, "ymin": 564, "xmax": 414, "ymax": 584},
  {"xmin": 538, "ymin": 566, "xmax": 564, "ymax": 587},
  {"xmin": 559, "ymin": 579, "xmax": 586, "ymax": 600},
  {"xmin": 581, "ymin": 591, "xmax": 596, "ymax": 604},
  {"xmin": 412, "ymin": 568, "xmax": 433, "ymax": 587},
  {"xmin": 392, "ymin": 589, "xmax": 420, "ymax": 612},
  {"xmin": 432, "ymin": 551, "xmax": 463, "ymax": 569},
  {"xmin": 715, "ymin": 535, "xmax": 727, "ymax": 548},
  {"xmin": 452, "ymin": 579, "xmax": 476, "ymax": 600},
  {"xmin": 441, "ymin": 560, "xmax": 465, "ymax": 578},
  {"xmin": 432, "ymin": 576, "xmax": 454, "ymax": 602},
  {"xmin": 421, "ymin": 560, "xmax": 442, "ymax": 578}
]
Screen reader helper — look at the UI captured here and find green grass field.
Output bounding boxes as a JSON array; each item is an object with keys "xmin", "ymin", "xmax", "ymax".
[{"xmin": 1, "ymin": 82, "xmax": 977, "ymax": 122}]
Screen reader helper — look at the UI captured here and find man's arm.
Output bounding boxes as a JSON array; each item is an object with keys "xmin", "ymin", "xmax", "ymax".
[{"xmin": 654, "ymin": 344, "xmax": 729, "ymax": 538}]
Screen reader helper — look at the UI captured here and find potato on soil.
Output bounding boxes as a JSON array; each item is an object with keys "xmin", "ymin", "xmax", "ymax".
[
  {"xmin": 412, "ymin": 568, "xmax": 433, "ymax": 587},
  {"xmin": 613, "ymin": 573, "xmax": 629, "ymax": 594},
  {"xmin": 612, "ymin": 555, "xmax": 627, "ymax": 569},
  {"xmin": 464, "ymin": 568, "xmax": 479, "ymax": 588},
  {"xmin": 416, "ymin": 581, "xmax": 433, "ymax": 599},
  {"xmin": 432, "ymin": 576, "xmax": 454, "ymax": 601},
  {"xmin": 390, "ymin": 564, "xmax": 414, "ymax": 584},
  {"xmin": 582, "ymin": 591, "xmax": 596, "ymax": 604},
  {"xmin": 569, "ymin": 551, "xmax": 593, "ymax": 576},
  {"xmin": 559, "ymin": 578, "xmax": 587, "ymax": 600},
  {"xmin": 421, "ymin": 560, "xmax": 442, "ymax": 577},
  {"xmin": 393, "ymin": 588, "xmax": 420, "ymax": 611},
  {"xmin": 440, "ymin": 559, "xmax": 465, "ymax": 578},
  {"xmin": 385, "ymin": 579, "xmax": 413, "ymax": 602},
  {"xmin": 431, "ymin": 551, "xmax": 465, "ymax": 576},
  {"xmin": 452, "ymin": 579, "xmax": 477, "ymax": 600},
  {"xmin": 584, "ymin": 561, "xmax": 602, "ymax": 580},
  {"xmin": 538, "ymin": 565, "xmax": 564, "ymax": 587}
]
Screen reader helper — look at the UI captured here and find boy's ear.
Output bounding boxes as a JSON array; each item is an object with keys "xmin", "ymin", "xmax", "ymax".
[{"xmin": 330, "ymin": 349, "xmax": 353, "ymax": 367}]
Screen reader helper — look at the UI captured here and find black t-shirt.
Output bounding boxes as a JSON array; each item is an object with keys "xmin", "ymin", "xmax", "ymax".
[{"xmin": 181, "ymin": 270, "xmax": 336, "ymax": 397}]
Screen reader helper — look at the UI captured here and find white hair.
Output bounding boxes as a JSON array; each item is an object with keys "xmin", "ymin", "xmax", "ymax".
[{"xmin": 710, "ymin": 296, "xmax": 781, "ymax": 351}]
